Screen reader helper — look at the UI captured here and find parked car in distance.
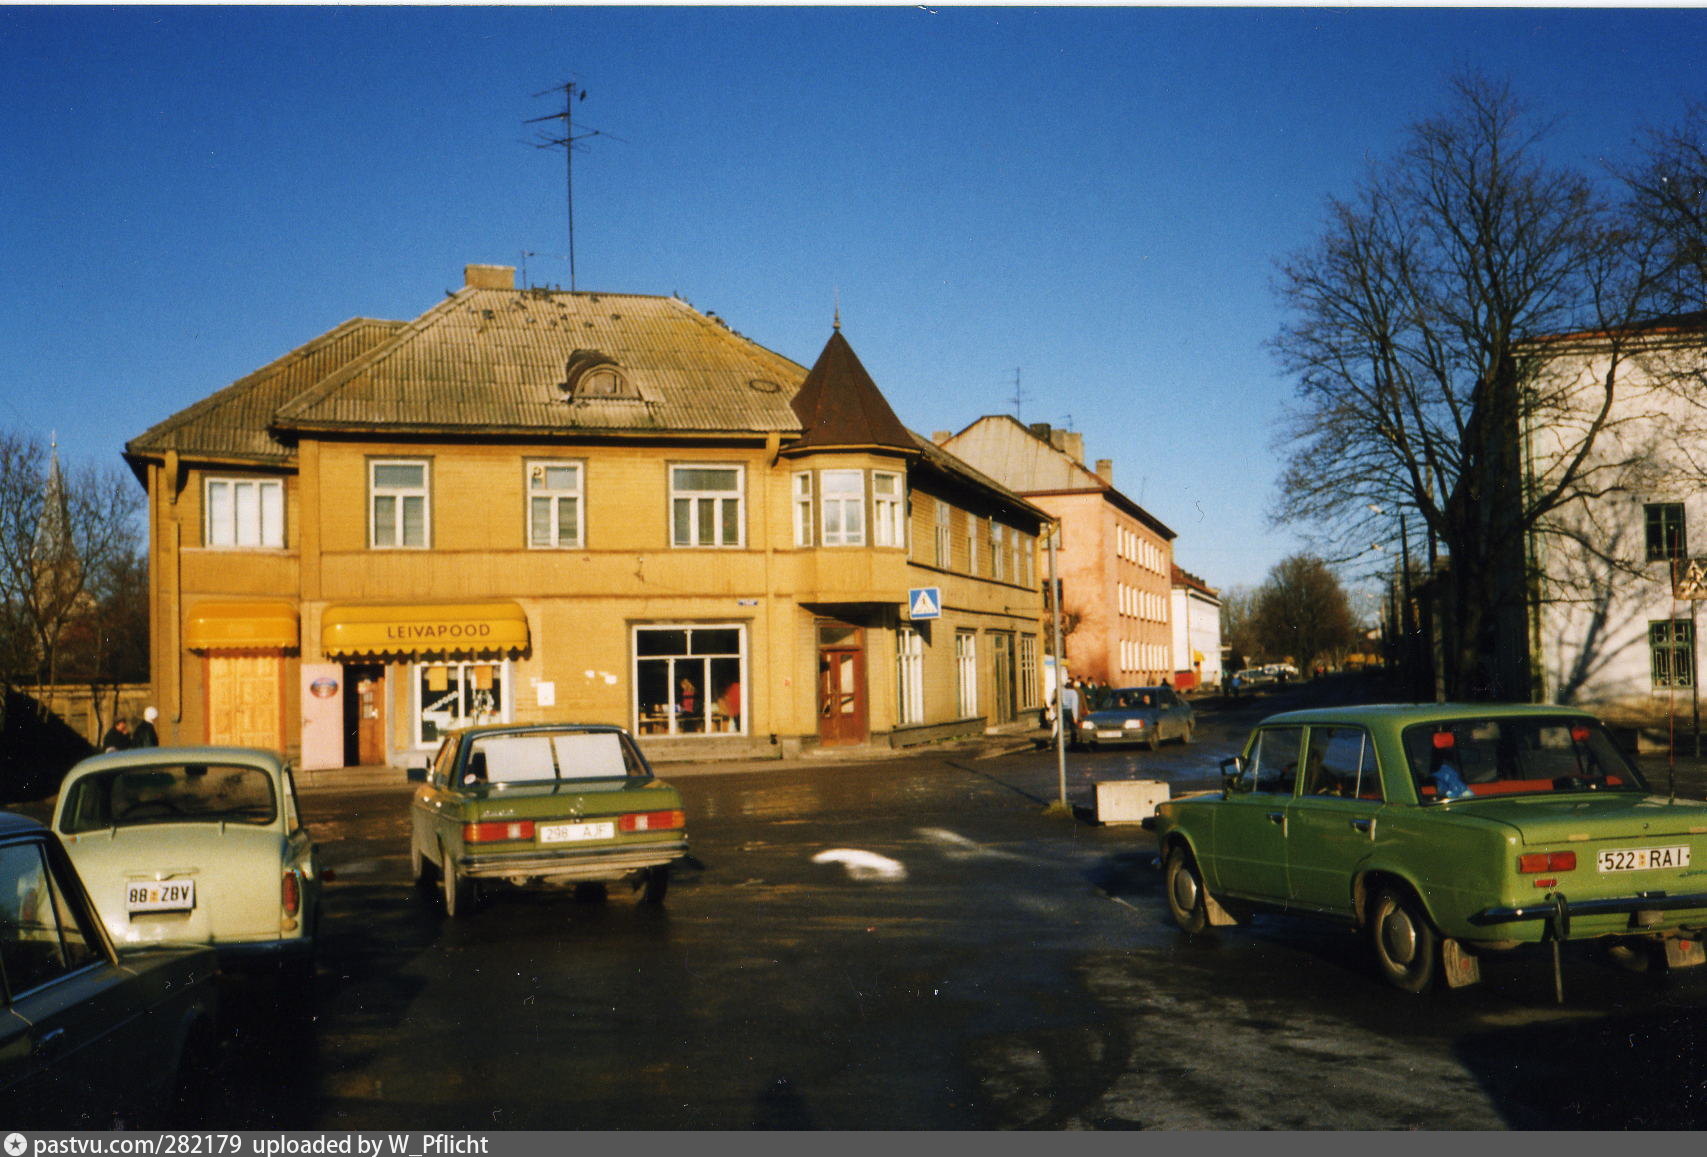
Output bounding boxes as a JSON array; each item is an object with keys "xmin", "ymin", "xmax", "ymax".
[
  {"xmin": 0, "ymin": 809, "xmax": 218, "ymax": 1127},
  {"xmin": 51, "ymin": 746, "xmax": 322, "ymax": 979},
  {"xmin": 408, "ymin": 723, "xmax": 688, "ymax": 917},
  {"xmin": 1153, "ymin": 703, "xmax": 1707, "ymax": 993},
  {"xmin": 1076, "ymin": 685, "xmax": 1195, "ymax": 750},
  {"xmin": 1234, "ymin": 667, "xmax": 1275, "ymax": 687}
]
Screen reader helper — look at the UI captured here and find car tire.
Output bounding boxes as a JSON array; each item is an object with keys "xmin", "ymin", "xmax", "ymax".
[
  {"xmin": 442, "ymin": 845, "xmax": 474, "ymax": 917},
  {"xmin": 411, "ymin": 840, "xmax": 437, "ymax": 889},
  {"xmin": 1164, "ymin": 845, "xmax": 1210, "ymax": 935},
  {"xmin": 640, "ymin": 865, "xmax": 670, "ymax": 906},
  {"xmin": 1181, "ymin": 720, "xmax": 1196, "ymax": 744},
  {"xmin": 1145, "ymin": 730, "xmax": 1160, "ymax": 753},
  {"xmin": 1370, "ymin": 884, "xmax": 1438, "ymax": 993}
]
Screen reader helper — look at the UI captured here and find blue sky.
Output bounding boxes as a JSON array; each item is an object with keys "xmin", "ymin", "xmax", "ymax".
[{"xmin": 5, "ymin": 6, "xmax": 1706, "ymax": 592}]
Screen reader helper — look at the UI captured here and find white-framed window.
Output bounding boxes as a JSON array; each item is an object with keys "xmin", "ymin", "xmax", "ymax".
[
  {"xmin": 897, "ymin": 626, "xmax": 924, "ymax": 725},
  {"xmin": 1017, "ymin": 532, "xmax": 1032, "ymax": 588},
  {"xmin": 873, "ymin": 471, "xmax": 904, "ymax": 548},
  {"xmin": 527, "ymin": 460, "xmax": 583, "ymax": 549},
  {"xmin": 992, "ymin": 523, "xmax": 1007, "ymax": 581},
  {"xmin": 820, "ymin": 469, "xmax": 866, "ymax": 546},
  {"xmin": 671, "ymin": 465, "xmax": 744, "ymax": 547},
  {"xmin": 966, "ymin": 517, "xmax": 981, "ymax": 576},
  {"xmin": 793, "ymin": 472, "xmax": 814, "ymax": 547},
  {"xmin": 935, "ymin": 499, "xmax": 952, "ymax": 568},
  {"xmin": 634, "ymin": 624, "xmax": 746, "ymax": 736},
  {"xmin": 205, "ymin": 477, "xmax": 284, "ymax": 548},
  {"xmin": 370, "ymin": 459, "xmax": 429, "ymax": 549},
  {"xmin": 956, "ymin": 631, "xmax": 979, "ymax": 718},
  {"xmin": 1018, "ymin": 634, "xmax": 1039, "ymax": 709}
]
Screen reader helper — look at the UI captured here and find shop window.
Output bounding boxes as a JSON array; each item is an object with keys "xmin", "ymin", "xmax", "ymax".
[
  {"xmin": 671, "ymin": 465, "xmax": 744, "ymax": 547},
  {"xmin": 528, "ymin": 461, "xmax": 583, "ymax": 548},
  {"xmin": 371, "ymin": 460, "xmax": 429, "ymax": 549},
  {"xmin": 635, "ymin": 625, "xmax": 745, "ymax": 737},
  {"xmin": 416, "ymin": 661, "xmax": 507, "ymax": 746},
  {"xmin": 1018, "ymin": 634, "xmax": 1039, "ymax": 709},
  {"xmin": 956, "ymin": 631, "xmax": 978, "ymax": 718},
  {"xmin": 205, "ymin": 478, "xmax": 283, "ymax": 548}
]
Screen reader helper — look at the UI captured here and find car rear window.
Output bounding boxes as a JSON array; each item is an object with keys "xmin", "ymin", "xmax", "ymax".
[
  {"xmin": 1403, "ymin": 716, "xmax": 1647, "ymax": 801},
  {"xmin": 466, "ymin": 731, "xmax": 648, "ymax": 785},
  {"xmin": 60, "ymin": 764, "xmax": 278, "ymax": 832}
]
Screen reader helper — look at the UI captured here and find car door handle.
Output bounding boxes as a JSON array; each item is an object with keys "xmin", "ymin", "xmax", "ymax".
[
  {"xmin": 1352, "ymin": 818, "xmax": 1375, "ymax": 835},
  {"xmin": 34, "ymin": 1028, "xmax": 65, "ymax": 1058}
]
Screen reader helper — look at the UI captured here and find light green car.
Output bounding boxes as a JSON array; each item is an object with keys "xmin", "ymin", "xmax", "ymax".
[
  {"xmin": 1153, "ymin": 703, "xmax": 1707, "ymax": 993},
  {"xmin": 52, "ymin": 746, "xmax": 322, "ymax": 978},
  {"xmin": 408, "ymin": 723, "xmax": 688, "ymax": 917}
]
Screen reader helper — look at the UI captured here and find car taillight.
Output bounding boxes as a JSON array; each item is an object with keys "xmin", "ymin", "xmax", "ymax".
[
  {"xmin": 464, "ymin": 820, "xmax": 536, "ymax": 843},
  {"xmin": 282, "ymin": 869, "xmax": 301, "ymax": 917},
  {"xmin": 621, "ymin": 809, "xmax": 686, "ymax": 833},
  {"xmin": 1518, "ymin": 851, "xmax": 1577, "ymax": 873}
]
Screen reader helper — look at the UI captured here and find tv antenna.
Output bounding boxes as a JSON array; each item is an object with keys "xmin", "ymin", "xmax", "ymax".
[
  {"xmin": 1008, "ymin": 367, "xmax": 1028, "ymax": 420},
  {"xmin": 527, "ymin": 81, "xmax": 620, "ymax": 292}
]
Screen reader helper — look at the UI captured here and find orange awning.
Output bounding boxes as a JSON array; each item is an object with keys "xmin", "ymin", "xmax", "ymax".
[
  {"xmin": 184, "ymin": 600, "xmax": 299, "ymax": 651},
  {"xmin": 320, "ymin": 601, "xmax": 530, "ymax": 659}
]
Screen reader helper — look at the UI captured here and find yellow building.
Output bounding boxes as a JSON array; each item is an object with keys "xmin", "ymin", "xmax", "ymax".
[{"xmin": 125, "ymin": 265, "xmax": 1048, "ymax": 769}]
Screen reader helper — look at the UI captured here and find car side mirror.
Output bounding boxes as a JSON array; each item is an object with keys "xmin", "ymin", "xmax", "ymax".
[
  {"xmin": 406, "ymin": 767, "xmax": 426, "ymax": 783},
  {"xmin": 1221, "ymin": 756, "xmax": 1247, "ymax": 795}
]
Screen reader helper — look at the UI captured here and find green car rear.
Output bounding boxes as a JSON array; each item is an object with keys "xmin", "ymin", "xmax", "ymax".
[
  {"xmin": 409, "ymin": 723, "xmax": 687, "ymax": 917},
  {"xmin": 1153, "ymin": 703, "xmax": 1707, "ymax": 993}
]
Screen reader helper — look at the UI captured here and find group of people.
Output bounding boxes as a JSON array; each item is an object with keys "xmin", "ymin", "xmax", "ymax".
[{"xmin": 101, "ymin": 706, "xmax": 160, "ymax": 752}]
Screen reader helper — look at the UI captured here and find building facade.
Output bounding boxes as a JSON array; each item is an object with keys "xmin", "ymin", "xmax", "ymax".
[
  {"xmin": 936, "ymin": 417, "xmax": 1175, "ymax": 687},
  {"xmin": 1170, "ymin": 565, "xmax": 1223, "ymax": 690},
  {"xmin": 125, "ymin": 265, "xmax": 1047, "ymax": 768}
]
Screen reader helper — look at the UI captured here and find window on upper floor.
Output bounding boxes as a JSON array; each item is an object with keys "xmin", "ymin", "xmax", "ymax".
[
  {"xmin": 1646, "ymin": 502, "xmax": 1688, "ymax": 563},
  {"xmin": 793, "ymin": 473, "xmax": 814, "ymax": 547},
  {"xmin": 205, "ymin": 477, "xmax": 284, "ymax": 548},
  {"xmin": 527, "ymin": 461, "xmax": 583, "ymax": 549},
  {"xmin": 370, "ymin": 460, "xmax": 429, "ymax": 549},
  {"xmin": 671, "ymin": 465, "xmax": 744, "ymax": 548},
  {"xmin": 991, "ymin": 522, "xmax": 1007, "ymax": 582},
  {"xmin": 820, "ymin": 469, "xmax": 865, "ymax": 546},
  {"xmin": 966, "ymin": 516, "xmax": 981, "ymax": 576},
  {"xmin": 873, "ymin": 471, "xmax": 905, "ymax": 548},
  {"xmin": 934, "ymin": 500, "xmax": 952, "ymax": 568}
]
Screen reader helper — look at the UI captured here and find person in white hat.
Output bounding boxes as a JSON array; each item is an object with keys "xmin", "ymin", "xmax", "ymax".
[{"xmin": 132, "ymin": 706, "xmax": 160, "ymax": 748}]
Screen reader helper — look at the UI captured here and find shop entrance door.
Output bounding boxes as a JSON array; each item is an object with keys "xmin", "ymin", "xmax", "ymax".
[
  {"xmin": 343, "ymin": 664, "xmax": 386, "ymax": 767},
  {"xmin": 817, "ymin": 626, "xmax": 867, "ymax": 746}
]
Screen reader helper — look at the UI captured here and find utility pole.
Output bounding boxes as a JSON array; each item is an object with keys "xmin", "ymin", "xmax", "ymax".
[{"xmin": 528, "ymin": 81, "xmax": 613, "ymax": 292}]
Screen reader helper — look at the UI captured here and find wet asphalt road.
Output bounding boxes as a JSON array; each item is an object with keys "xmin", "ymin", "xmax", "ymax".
[{"xmin": 200, "ymin": 686, "xmax": 1707, "ymax": 1130}]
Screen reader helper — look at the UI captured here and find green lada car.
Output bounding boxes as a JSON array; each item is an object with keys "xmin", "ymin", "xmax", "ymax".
[
  {"xmin": 408, "ymin": 723, "xmax": 687, "ymax": 917},
  {"xmin": 1153, "ymin": 703, "xmax": 1707, "ymax": 993}
]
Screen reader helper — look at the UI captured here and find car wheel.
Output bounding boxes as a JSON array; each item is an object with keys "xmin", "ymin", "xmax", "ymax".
[
  {"xmin": 1145, "ymin": 729, "xmax": 1160, "ymax": 753},
  {"xmin": 411, "ymin": 840, "xmax": 437, "ymax": 889},
  {"xmin": 1181, "ymin": 720, "xmax": 1196, "ymax": 744},
  {"xmin": 441, "ymin": 845, "xmax": 474, "ymax": 917},
  {"xmin": 574, "ymin": 882, "xmax": 608, "ymax": 903},
  {"xmin": 1164, "ymin": 845, "xmax": 1210, "ymax": 935},
  {"xmin": 1370, "ymin": 885, "xmax": 1438, "ymax": 993},
  {"xmin": 640, "ymin": 865, "xmax": 671, "ymax": 906}
]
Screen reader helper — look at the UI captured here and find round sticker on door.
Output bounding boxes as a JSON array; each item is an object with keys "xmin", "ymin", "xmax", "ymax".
[{"xmin": 309, "ymin": 676, "xmax": 340, "ymax": 699}]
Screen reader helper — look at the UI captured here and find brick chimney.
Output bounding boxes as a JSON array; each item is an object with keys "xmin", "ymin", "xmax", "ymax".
[
  {"xmin": 933, "ymin": 431, "xmax": 953, "ymax": 445},
  {"xmin": 1095, "ymin": 459, "xmax": 1114, "ymax": 484},
  {"xmin": 464, "ymin": 264, "xmax": 516, "ymax": 290}
]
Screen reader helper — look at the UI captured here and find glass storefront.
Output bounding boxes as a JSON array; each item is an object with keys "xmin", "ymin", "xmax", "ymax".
[
  {"xmin": 414, "ymin": 660, "xmax": 509, "ymax": 747},
  {"xmin": 635, "ymin": 625, "xmax": 745, "ymax": 736}
]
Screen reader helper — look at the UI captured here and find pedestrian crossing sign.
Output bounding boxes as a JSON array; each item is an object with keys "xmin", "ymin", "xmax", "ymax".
[{"xmin": 908, "ymin": 587, "xmax": 941, "ymax": 620}]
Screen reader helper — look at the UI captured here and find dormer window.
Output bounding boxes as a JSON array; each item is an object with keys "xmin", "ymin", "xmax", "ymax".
[{"xmin": 560, "ymin": 349, "xmax": 636, "ymax": 400}]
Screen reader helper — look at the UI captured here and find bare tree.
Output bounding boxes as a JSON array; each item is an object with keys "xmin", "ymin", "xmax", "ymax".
[
  {"xmin": 1623, "ymin": 102, "xmax": 1707, "ymax": 314},
  {"xmin": 1218, "ymin": 584, "xmax": 1260, "ymax": 671},
  {"xmin": 1271, "ymin": 72, "xmax": 1670, "ymax": 700},
  {"xmin": 1252, "ymin": 555, "xmax": 1359, "ymax": 674}
]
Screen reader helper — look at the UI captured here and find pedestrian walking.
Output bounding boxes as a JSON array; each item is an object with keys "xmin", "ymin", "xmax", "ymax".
[
  {"xmin": 132, "ymin": 706, "xmax": 160, "ymax": 748},
  {"xmin": 101, "ymin": 718, "xmax": 131, "ymax": 752}
]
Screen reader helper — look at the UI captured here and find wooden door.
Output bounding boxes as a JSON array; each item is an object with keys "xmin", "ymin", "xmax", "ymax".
[
  {"xmin": 817, "ymin": 647, "xmax": 867, "ymax": 746},
  {"xmin": 206, "ymin": 654, "xmax": 281, "ymax": 748},
  {"xmin": 356, "ymin": 669, "xmax": 386, "ymax": 766}
]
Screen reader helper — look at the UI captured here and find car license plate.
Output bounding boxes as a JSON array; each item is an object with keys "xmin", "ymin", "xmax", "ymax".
[
  {"xmin": 126, "ymin": 879, "xmax": 195, "ymax": 913},
  {"xmin": 1096, "ymin": 730, "xmax": 1124, "ymax": 740},
  {"xmin": 538, "ymin": 821, "xmax": 615, "ymax": 843},
  {"xmin": 1597, "ymin": 846, "xmax": 1691, "ymax": 872}
]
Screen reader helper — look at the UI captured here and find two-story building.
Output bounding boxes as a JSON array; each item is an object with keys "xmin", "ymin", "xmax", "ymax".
[
  {"xmin": 1170, "ymin": 565, "xmax": 1223, "ymax": 690},
  {"xmin": 935, "ymin": 417, "xmax": 1175, "ymax": 687},
  {"xmin": 124, "ymin": 265, "xmax": 1048, "ymax": 769}
]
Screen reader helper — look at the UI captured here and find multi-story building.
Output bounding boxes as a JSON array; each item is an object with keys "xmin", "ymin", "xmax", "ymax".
[
  {"xmin": 936, "ymin": 417, "xmax": 1175, "ymax": 686},
  {"xmin": 123, "ymin": 265, "xmax": 1048, "ymax": 769},
  {"xmin": 1170, "ymin": 565, "xmax": 1223, "ymax": 690}
]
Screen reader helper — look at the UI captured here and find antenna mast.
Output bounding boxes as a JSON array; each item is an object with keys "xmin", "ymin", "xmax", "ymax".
[
  {"xmin": 528, "ymin": 81, "xmax": 611, "ymax": 292},
  {"xmin": 1009, "ymin": 368, "xmax": 1028, "ymax": 420}
]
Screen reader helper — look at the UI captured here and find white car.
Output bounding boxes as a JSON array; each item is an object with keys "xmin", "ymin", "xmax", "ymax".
[{"xmin": 51, "ymin": 746, "xmax": 322, "ymax": 981}]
